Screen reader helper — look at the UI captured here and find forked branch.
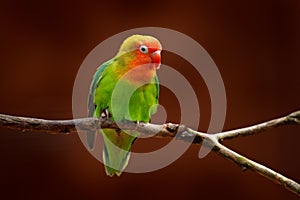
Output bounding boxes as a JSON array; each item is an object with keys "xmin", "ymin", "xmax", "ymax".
[{"xmin": 0, "ymin": 111, "xmax": 299, "ymax": 196}]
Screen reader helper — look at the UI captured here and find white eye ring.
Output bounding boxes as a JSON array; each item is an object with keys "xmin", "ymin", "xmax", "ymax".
[{"xmin": 139, "ymin": 45, "xmax": 148, "ymax": 54}]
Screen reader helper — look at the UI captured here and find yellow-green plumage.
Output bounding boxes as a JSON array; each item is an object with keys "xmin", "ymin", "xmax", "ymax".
[{"xmin": 88, "ymin": 35, "xmax": 161, "ymax": 176}]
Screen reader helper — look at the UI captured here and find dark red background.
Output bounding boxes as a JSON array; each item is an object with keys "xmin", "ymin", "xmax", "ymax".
[{"xmin": 0, "ymin": 0, "xmax": 299, "ymax": 199}]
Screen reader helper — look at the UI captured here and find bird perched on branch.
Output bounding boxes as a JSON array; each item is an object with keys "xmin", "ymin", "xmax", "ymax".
[{"xmin": 88, "ymin": 35, "xmax": 162, "ymax": 176}]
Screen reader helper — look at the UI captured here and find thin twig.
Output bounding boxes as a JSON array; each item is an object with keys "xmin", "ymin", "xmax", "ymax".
[
  {"xmin": 0, "ymin": 111, "xmax": 299, "ymax": 196},
  {"xmin": 213, "ymin": 141, "xmax": 300, "ymax": 195},
  {"xmin": 217, "ymin": 110, "xmax": 300, "ymax": 140}
]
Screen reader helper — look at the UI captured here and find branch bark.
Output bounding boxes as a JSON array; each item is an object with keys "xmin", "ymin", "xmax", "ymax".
[{"xmin": 0, "ymin": 111, "xmax": 299, "ymax": 196}]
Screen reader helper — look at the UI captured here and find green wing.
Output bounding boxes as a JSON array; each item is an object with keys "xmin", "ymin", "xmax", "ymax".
[
  {"xmin": 154, "ymin": 74, "xmax": 159, "ymax": 102},
  {"xmin": 87, "ymin": 59, "xmax": 112, "ymax": 149}
]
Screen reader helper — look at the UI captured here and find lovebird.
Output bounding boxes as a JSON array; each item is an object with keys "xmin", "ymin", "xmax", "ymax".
[{"xmin": 88, "ymin": 35, "xmax": 162, "ymax": 176}]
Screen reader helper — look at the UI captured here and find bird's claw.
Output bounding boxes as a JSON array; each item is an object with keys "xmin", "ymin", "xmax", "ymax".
[
  {"xmin": 135, "ymin": 121, "xmax": 140, "ymax": 129},
  {"xmin": 101, "ymin": 108, "xmax": 110, "ymax": 119}
]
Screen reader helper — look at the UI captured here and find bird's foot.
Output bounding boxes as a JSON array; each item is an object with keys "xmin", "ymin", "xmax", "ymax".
[
  {"xmin": 101, "ymin": 108, "xmax": 110, "ymax": 119},
  {"xmin": 135, "ymin": 121, "xmax": 140, "ymax": 129}
]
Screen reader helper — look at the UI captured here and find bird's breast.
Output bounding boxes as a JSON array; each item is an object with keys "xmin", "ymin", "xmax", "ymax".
[{"xmin": 121, "ymin": 64, "xmax": 156, "ymax": 86}]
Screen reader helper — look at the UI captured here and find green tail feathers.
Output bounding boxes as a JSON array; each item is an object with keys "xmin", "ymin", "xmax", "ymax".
[{"xmin": 102, "ymin": 129, "xmax": 137, "ymax": 177}]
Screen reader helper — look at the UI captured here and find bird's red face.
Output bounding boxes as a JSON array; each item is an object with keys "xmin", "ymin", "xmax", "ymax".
[
  {"xmin": 132, "ymin": 40, "xmax": 162, "ymax": 70},
  {"xmin": 117, "ymin": 35, "xmax": 162, "ymax": 84}
]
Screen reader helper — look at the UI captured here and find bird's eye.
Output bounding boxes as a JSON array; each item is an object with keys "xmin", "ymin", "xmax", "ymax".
[{"xmin": 139, "ymin": 45, "xmax": 148, "ymax": 54}]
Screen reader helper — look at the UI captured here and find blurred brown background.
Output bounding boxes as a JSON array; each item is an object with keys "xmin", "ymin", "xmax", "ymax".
[{"xmin": 0, "ymin": 0, "xmax": 299, "ymax": 199}]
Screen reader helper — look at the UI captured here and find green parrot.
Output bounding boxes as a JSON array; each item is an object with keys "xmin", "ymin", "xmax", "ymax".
[{"xmin": 87, "ymin": 35, "xmax": 162, "ymax": 176}]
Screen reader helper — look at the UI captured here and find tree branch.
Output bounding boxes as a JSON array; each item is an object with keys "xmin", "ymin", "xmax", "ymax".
[
  {"xmin": 217, "ymin": 110, "xmax": 300, "ymax": 140},
  {"xmin": 213, "ymin": 141, "xmax": 300, "ymax": 196},
  {"xmin": 0, "ymin": 111, "xmax": 299, "ymax": 196}
]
